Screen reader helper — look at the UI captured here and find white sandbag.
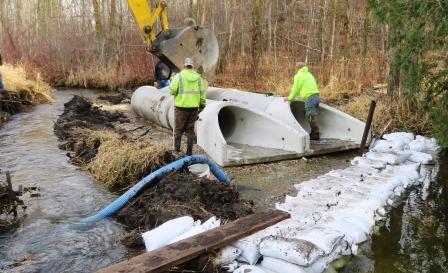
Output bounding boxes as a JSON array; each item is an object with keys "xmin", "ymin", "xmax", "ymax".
[
  {"xmin": 383, "ymin": 132, "xmax": 414, "ymax": 144},
  {"xmin": 408, "ymin": 139, "xmax": 426, "ymax": 152},
  {"xmin": 260, "ymin": 236, "xmax": 324, "ymax": 266},
  {"xmin": 415, "ymin": 135, "xmax": 439, "ymax": 152},
  {"xmin": 233, "ymin": 233, "xmax": 264, "ymax": 265},
  {"xmin": 283, "ymin": 227, "xmax": 345, "ymax": 255},
  {"xmin": 371, "ymin": 140, "xmax": 406, "ymax": 153},
  {"xmin": 233, "ymin": 265, "xmax": 268, "ymax": 273},
  {"xmin": 142, "ymin": 216, "xmax": 194, "ymax": 252},
  {"xmin": 201, "ymin": 216, "xmax": 221, "ymax": 230},
  {"xmin": 350, "ymin": 157, "xmax": 387, "ymax": 169},
  {"xmin": 168, "ymin": 224, "xmax": 206, "ymax": 244},
  {"xmin": 408, "ymin": 151, "xmax": 433, "ymax": 164},
  {"xmin": 214, "ymin": 246, "xmax": 242, "ymax": 266},
  {"xmin": 327, "ymin": 218, "xmax": 367, "ymax": 244},
  {"xmin": 169, "ymin": 216, "xmax": 221, "ymax": 244},
  {"xmin": 255, "ymin": 265, "xmax": 278, "ymax": 273},
  {"xmin": 365, "ymin": 152, "xmax": 410, "ymax": 165},
  {"xmin": 261, "ymin": 257, "xmax": 307, "ymax": 273}
]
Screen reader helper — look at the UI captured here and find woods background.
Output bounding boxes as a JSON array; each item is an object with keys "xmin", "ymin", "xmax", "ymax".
[
  {"xmin": 0, "ymin": 0, "xmax": 446, "ymax": 145},
  {"xmin": 0, "ymin": 0, "xmax": 387, "ymax": 91}
]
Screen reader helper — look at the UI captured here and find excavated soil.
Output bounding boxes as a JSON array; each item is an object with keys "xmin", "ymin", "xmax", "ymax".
[
  {"xmin": 53, "ymin": 95, "xmax": 130, "ymax": 162},
  {"xmin": 97, "ymin": 91, "xmax": 130, "ymax": 105},
  {"xmin": 116, "ymin": 172, "xmax": 254, "ymax": 247}
]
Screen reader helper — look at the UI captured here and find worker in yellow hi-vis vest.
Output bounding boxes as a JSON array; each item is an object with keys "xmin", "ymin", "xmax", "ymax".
[
  {"xmin": 169, "ymin": 58, "xmax": 206, "ymax": 155},
  {"xmin": 284, "ymin": 62, "xmax": 320, "ymax": 140}
]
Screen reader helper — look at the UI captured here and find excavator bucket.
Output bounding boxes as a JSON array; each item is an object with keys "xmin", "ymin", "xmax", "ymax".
[{"xmin": 149, "ymin": 26, "xmax": 219, "ymax": 81}]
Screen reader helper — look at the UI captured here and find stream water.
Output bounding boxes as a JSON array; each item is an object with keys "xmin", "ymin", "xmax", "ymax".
[
  {"xmin": 0, "ymin": 91, "xmax": 127, "ymax": 273},
  {"xmin": 0, "ymin": 90, "xmax": 446, "ymax": 273},
  {"xmin": 341, "ymin": 155, "xmax": 448, "ymax": 273}
]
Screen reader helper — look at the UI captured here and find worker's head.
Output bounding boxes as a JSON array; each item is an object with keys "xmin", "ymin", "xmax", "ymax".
[
  {"xmin": 184, "ymin": 58, "xmax": 194, "ymax": 69},
  {"xmin": 296, "ymin": 61, "xmax": 306, "ymax": 69}
]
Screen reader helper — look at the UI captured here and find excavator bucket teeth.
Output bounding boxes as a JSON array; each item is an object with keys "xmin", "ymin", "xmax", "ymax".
[{"xmin": 149, "ymin": 26, "xmax": 219, "ymax": 81}]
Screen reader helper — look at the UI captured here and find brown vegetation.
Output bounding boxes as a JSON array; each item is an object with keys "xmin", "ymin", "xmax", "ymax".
[
  {"xmin": 0, "ymin": 1, "xmax": 432, "ymax": 135},
  {"xmin": 0, "ymin": 64, "xmax": 54, "ymax": 125}
]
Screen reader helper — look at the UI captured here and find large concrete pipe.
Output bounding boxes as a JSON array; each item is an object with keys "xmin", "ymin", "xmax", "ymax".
[
  {"xmin": 196, "ymin": 102, "xmax": 307, "ymax": 166},
  {"xmin": 131, "ymin": 86, "xmax": 307, "ymax": 166},
  {"xmin": 131, "ymin": 86, "xmax": 175, "ymax": 130},
  {"xmin": 206, "ymin": 87, "xmax": 367, "ymax": 143}
]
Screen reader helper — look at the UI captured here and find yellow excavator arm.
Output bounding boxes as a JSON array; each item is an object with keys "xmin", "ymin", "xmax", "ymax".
[
  {"xmin": 127, "ymin": 0, "xmax": 169, "ymax": 46},
  {"xmin": 126, "ymin": 0, "xmax": 219, "ymax": 81}
]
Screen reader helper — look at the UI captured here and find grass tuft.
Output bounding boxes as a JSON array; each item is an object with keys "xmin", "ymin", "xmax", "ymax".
[
  {"xmin": 87, "ymin": 130, "xmax": 171, "ymax": 190},
  {"xmin": 0, "ymin": 63, "xmax": 54, "ymax": 103}
]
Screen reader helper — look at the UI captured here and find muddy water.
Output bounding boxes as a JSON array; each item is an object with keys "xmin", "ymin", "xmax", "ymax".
[{"xmin": 0, "ymin": 91, "xmax": 126, "ymax": 273}]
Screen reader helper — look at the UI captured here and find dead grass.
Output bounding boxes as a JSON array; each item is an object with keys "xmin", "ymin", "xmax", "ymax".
[
  {"xmin": 339, "ymin": 93, "xmax": 432, "ymax": 136},
  {"xmin": 87, "ymin": 130, "xmax": 171, "ymax": 189},
  {"xmin": 0, "ymin": 63, "xmax": 53, "ymax": 103}
]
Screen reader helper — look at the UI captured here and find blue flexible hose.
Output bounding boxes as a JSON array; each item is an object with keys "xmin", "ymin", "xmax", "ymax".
[{"xmin": 81, "ymin": 155, "xmax": 229, "ymax": 223}]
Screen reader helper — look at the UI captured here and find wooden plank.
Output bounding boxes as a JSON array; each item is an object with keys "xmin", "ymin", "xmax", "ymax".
[{"xmin": 96, "ymin": 210, "xmax": 290, "ymax": 273}]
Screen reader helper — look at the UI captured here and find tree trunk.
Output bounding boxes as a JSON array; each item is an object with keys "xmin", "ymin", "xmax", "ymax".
[{"xmin": 251, "ymin": 0, "xmax": 263, "ymax": 79}]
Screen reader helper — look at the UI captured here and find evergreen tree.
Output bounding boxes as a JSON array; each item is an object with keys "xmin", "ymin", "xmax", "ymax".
[{"xmin": 368, "ymin": 1, "xmax": 448, "ymax": 147}]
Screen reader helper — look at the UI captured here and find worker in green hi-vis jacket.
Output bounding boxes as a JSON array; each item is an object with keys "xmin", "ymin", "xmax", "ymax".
[
  {"xmin": 284, "ymin": 62, "xmax": 320, "ymax": 140},
  {"xmin": 169, "ymin": 58, "xmax": 207, "ymax": 155}
]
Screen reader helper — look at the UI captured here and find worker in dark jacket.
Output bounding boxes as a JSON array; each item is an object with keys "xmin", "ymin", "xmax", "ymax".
[
  {"xmin": 154, "ymin": 60, "xmax": 171, "ymax": 89},
  {"xmin": 0, "ymin": 53, "xmax": 3, "ymax": 90},
  {"xmin": 169, "ymin": 58, "xmax": 206, "ymax": 155}
]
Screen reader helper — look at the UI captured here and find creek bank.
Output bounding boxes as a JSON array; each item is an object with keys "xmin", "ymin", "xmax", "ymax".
[
  {"xmin": 53, "ymin": 94, "xmax": 255, "ymax": 272},
  {"xmin": 0, "ymin": 90, "xmax": 33, "ymax": 126}
]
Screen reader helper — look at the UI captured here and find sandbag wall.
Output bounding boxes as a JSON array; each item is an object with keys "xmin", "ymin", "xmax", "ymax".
[{"xmin": 219, "ymin": 132, "xmax": 440, "ymax": 273}]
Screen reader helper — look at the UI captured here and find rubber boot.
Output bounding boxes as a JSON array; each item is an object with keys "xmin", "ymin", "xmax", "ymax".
[
  {"xmin": 186, "ymin": 137, "xmax": 194, "ymax": 156},
  {"xmin": 309, "ymin": 116, "xmax": 320, "ymax": 140},
  {"xmin": 174, "ymin": 136, "xmax": 181, "ymax": 152}
]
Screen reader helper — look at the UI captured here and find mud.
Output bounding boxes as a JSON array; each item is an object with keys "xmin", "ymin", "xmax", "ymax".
[
  {"xmin": 53, "ymin": 95, "xmax": 130, "ymax": 162},
  {"xmin": 0, "ymin": 90, "xmax": 33, "ymax": 126},
  {"xmin": 116, "ymin": 172, "xmax": 254, "ymax": 248},
  {"xmin": 97, "ymin": 90, "xmax": 131, "ymax": 105}
]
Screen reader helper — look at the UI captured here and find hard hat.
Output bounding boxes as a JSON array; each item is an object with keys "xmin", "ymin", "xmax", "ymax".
[{"xmin": 184, "ymin": 58, "xmax": 194, "ymax": 68}]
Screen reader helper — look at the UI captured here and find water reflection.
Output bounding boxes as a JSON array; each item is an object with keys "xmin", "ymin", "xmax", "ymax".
[{"xmin": 341, "ymin": 157, "xmax": 447, "ymax": 273}]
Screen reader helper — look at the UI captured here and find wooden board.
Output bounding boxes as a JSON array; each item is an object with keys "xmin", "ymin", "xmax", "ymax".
[{"xmin": 96, "ymin": 210, "xmax": 290, "ymax": 273}]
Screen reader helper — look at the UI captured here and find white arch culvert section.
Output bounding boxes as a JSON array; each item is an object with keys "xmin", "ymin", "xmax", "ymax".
[
  {"xmin": 131, "ymin": 86, "xmax": 307, "ymax": 166},
  {"xmin": 196, "ymin": 102, "xmax": 307, "ymax": 166},
  {"xmin": 207, "ymin": 87, "xmax": 368, "ymax": 143}
]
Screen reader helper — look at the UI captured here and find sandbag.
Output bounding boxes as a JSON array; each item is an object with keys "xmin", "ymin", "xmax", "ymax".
[
  {"xmin": 214, "ymin": 246, "xmax": 242, "ymax": 265},
  {"xmin": 233, "ymin": 233, "xmax": 264, "ymax": 265},
  {"xmin": 365, "ymin": 152, "xmax": 410, "ymax": 165},
  {"xmin": 383, "ymin": 132, "xmax": 414, "ymax": 144},
  {"xmin": 408, "ymin": 151, "xmax": 433, "ymax": 164},
  {"xmin": 351, "ymin": 157, "xmax": 387, "ymax": 169},
  {"xmin": 260, "ymin": 236, "xmax": 324, "ymax": 266},
  {"xmin": 261, "ymin": 257, "xmax": 307, "ymax": 273},
  {"xmin": 371, "ymin": 139, "xmax": 407, "ymax": 153},
  {"xmin": 233, "ymin": 265, "xmax": 268, "ymax": 273},
  {"xmin": 142, "ymin": 216, "xmax": 194, "ymax": 252},
  {"xmin": 169, "ymin": 216, "xmax": 221, "ymax": 244}
]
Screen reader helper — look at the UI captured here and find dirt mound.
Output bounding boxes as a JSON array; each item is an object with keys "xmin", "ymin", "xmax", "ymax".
[
  {"xmin": 97, "ymin": 92, "xmax": 129, "ymax": 105},
  {"xmin": 54, "ymin": 95, "xmax": 129, "ymax": 140},
  {"xmin": 116, "ymin": 172, "xmax": 254, "ymax": 246},
  {"xmin": 53, "ymin": 95, "xmax": 130, "ymax": 163}
]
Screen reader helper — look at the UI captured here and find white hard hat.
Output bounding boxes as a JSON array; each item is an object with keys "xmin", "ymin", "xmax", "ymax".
[{"xmin": 184, "ymin": 58, "xmax": 194, "ymax": 67}]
